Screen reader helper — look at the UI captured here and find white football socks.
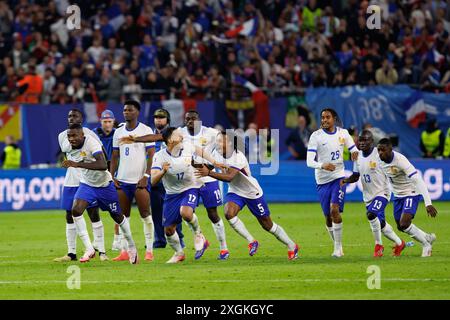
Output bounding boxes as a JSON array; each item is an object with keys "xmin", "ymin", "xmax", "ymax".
[
  {"xmin": 119, "ymin": 216, "xmax": 135, "ymax": 249},
  {"xmin": 186, "ymin": 213, "xmax": 201, "ymax": 234},
  {"xmin": 73, "ymin": 215, "xmax": 94, "ymax": 252},
  {"xmin": 141, "ymin": 215, "xmax": 154, "ymax": 252},
  {"xmin": 269, "ymin": 223, "xmax": 296, "ymax": 250},
  {"xmin": 91, "ymin": 220, "xmax": 105, "ymax": 253},
  {"xmin": 332, "ymin": 222, "xmax": 343, "ymax": 251},
  {"xmin": 166, "ymin": 232, "xmax": 184, "ymax": 254},
  {"xmin": 326, "ymin": 225, "xmax": 334, "ymax": 241},
  {"xmin": 228, "ymin": 216, "xmax": 254, "ymax": 243},
  {"xmin": 212, "ymin": 219, "xmax": 228, "ymax": 250},
  {"xmin": 404, "ymin": 224, "xmax": 429, "ymax": 246},
  {"xmin": 66, "ymin": 223, "xmax": 77, "ymax": 255},
  {"xmin": 382, "ymin": 222, "xmax": 403, "ymax": 246},
  {"xmin": 368, "ymin": 217, "xmax": 382, "ymax": 245}
]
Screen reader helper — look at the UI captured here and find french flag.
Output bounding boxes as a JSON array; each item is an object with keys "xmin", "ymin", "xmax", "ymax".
[
  {"xmin": 234, "ymin": 75, "xmax": 270, "ymax": 129},
  {"xmin": 403, "ymin": 90, "xmax": 426, "ymax": 128},
  {"xmin": 106, "ymin": 4, "xmax": 125, "ymax": 31},
  {"xmin": 225, "ymin": 17, "xmax": 258, "ymax": 38}
]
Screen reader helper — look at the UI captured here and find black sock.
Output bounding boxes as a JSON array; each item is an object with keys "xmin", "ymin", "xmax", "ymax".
[{"xmin": 68, "ymin": 253, "xmax": 77, "ymax": 260}]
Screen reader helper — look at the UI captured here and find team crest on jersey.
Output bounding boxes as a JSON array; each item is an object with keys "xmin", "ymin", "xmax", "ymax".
[
  {"xmin": 338, "ymin": 137, "xmax": 345, "ymax": 145},
  {"xmin": 390, "ymin": 166, "xmax": 398, "ymax": 174},
  {"xmin": 199, "ymin": 137, "xmax": 208, "ymax": 146},
  {"xmin": 369, "ymin": 161, "xmax": 377, "ymax": 169},
  {"xmin": 80, "ymin": 151, "xmax": 87, "ymax": 157}
]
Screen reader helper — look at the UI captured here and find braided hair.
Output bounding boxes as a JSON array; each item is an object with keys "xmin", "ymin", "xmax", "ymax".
[{"xmin": 320, "ymin": 108, "xmax": 343, "ymax": 128}]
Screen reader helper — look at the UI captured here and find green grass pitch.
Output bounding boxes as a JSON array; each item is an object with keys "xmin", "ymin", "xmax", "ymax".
[{"xmin": 0, "ymin": 202, "xmax": 449, "ymax": 300}]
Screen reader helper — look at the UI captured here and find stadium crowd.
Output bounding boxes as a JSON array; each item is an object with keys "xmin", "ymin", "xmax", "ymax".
[{"xmin": 0, "ymin": 0, "xmax": 450, "ymax": 104}]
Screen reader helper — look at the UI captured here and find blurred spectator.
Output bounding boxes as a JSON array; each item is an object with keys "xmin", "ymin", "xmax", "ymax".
[
  {"xmin": 9, "ymin": 40, "xmax": 29, "ymax": 70},
  {"xmin": 139, "ymin": 35, "xmax": 159, "ymax": 71},
  {"xmin": 420, "ymin": 119, "xmax": 445, "ymax": 158},
  {"xmin": 443, "ymin": 127, "xmax": 450, "ymax": 158},
  {"xmin": 14, "ymin": 64, "xmax": 43, "ymax": 103},
  {"xmin": 302, "ymin": 0, "xmax": 322, "ymax": 31},
  {"xmin": 99, "ymin": 64, "xmax": 127, "ymax": 103},
  {"xmin": 399, "ymin": 56, "xmax": 421, "ymax": 84},
  {"xmin": 67, "ymin": 78, "xmax": 86, "ymax": 103},
  {"xmin": 123, "ymin": 74, "xmax": 142, "ymax": 101},
  {"xmin": 375, "ymin": 59, "xmax": 398, "ymax": 85},
  {"xmin": 286, "ymin": 115, "xmax": 311, "ymax": 160},
  {"xmin": 51, "ymin": 82, "xmax": 69, "ymax": 104},
  {"xmin": 1, "ymin": 135, "xmax": 21, "ymax": 170},
  {"xmin": 87, "ymin": 38, "xmax": 105, "ymax": 64},
  {"xmin": 188, "ymin": 67, "xmax": 209, "ymax": 100},
  {"xmin": 0, "ymin": 0, "xmax": 449, "ymax": 105},
  {"xmin": 208, "ymin": 65, "xmax": 226, "ymax": 100},
  {"xmin": 359, "ymin": 59, "xmax": 377, "ymax": 86},
  {"xmin": 41, "ymin": 68, "xmax": 55, "ymax": 104}
]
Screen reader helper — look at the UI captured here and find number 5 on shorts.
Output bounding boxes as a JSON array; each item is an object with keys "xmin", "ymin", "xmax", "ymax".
[{"xmin": 258, "ymin": 203, "xmax": 265, "ymax": 213}]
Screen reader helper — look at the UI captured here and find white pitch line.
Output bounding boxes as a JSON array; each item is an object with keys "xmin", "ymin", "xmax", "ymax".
[{"xmin": 1, "ymin": 278, "xmax": 450, "ymax": 285}]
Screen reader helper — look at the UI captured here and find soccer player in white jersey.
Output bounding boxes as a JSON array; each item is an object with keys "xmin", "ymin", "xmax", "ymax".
[
  {"xmin": 377, "ymin": 138, "xmax": 437, "ymax": 257},
  {"xmin": 180, "ymin": 110, "xmax": 229, "ymax": 260},
  {"xmin": 195, "ymin": 130, "xmax": 299, "ymax": 260},
  {"xmin": 54, "ymin": 109, "xmax": 107, "ymax": 262},
  {"xmin": 110, "ymin": 100, "xmax": 155, "ymax": 262},
  {"xmin": 62, "ymin": 124, "xmax": 139, "ymax": 264},
  {"xmin": 306, "ymin": 108, "xmax": 358, "ymax": 258},
  {"xmin": 340, "ymin": 130, "xmax": 406, "ymax": 257},
  {"xmin": 150, "ymin": 127, "xmax": 214, "ymax": 263}
]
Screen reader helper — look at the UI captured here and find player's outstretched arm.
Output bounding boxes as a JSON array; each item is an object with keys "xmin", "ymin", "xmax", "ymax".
[
  {"xmin": 193, "ymin": 146, "xmax": 227, "ymax": 169},
  {"xmin": 119, "ymin": 134, "xmax": 163, "ymax": 145},
  {"xmin": 195, "ymin": 165, "xmax": 238, "ymax": 182}
]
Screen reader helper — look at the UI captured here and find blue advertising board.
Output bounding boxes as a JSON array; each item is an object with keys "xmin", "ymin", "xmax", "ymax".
[{"xmin": 0, "ymin": 160, "xmax": 449, "ymax": 211}]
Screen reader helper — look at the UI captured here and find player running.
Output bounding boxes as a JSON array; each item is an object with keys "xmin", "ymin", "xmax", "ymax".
[
  {"xmin": 306, "ymin": 108, "xmax": 358, "ymax": 258},
  {"xmin": 150, "ymin": 127, "xmax": 217, "ymax": 263},
  {"xmin": 180, "ymin": 110, "xmax": 229, "ymax": 260},
  {"xmin": 151, "ymin": 109, "xmax": 185, "ymax": 249},
  {"xmin": 195, "ymin": 130, "xmax": 299, "ymax": 260},
  {"xmin": 62, "ymin": 124, "xmax": 139, "ymax": 264},
  {"xmin": 340, "ymin": 130, "xmax": 406, "ymax": 257},
  {"xmin": 110, "ymin": 100, "xmax": 156, "ymax": 262},
  {"xmin": 377, "ymin": 138, "xmax": 437, "ymax": 257},
  {"xmin": 54, "ymin": 109, "xmax": 107, "ymax": 262}
]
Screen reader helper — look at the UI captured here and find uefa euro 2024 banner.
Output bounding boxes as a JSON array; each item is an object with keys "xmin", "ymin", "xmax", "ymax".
[{"xmin": 1, "ymin": 160, "xmax": 449, "ymax": 211}]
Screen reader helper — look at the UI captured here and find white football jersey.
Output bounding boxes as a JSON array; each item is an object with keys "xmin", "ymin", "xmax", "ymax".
[
  {"xmin": 212, "ymin": 150, "xmax": 263, "ymax": 199},
  {"xmin": 152, "ymin": 142, "xmax": 203, "ymax": 194},
  {"xmin": 307, "ymin": 127, "xmax": 357, "ymax": 184},
  {"xmin": 58, "ymin": 127, "xmax": 102, "ymax": 187},
  {"xmin": 353, "ymin": 147, "xmax": 391, "ymax": 204},
  {"xmin": 65, "ymin": 135, "xmax": 112, "ymax": 187},
  {"xmin": 113, "ymin": 122, "xmax": 155, "ymax": 184},
  {"xmin": 180, "ymin": 126, "xmax": 219, "ymax": 184},
  {"xmin": 379, "ymin": 151, "xmax": 418, "ymax": 198}
]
